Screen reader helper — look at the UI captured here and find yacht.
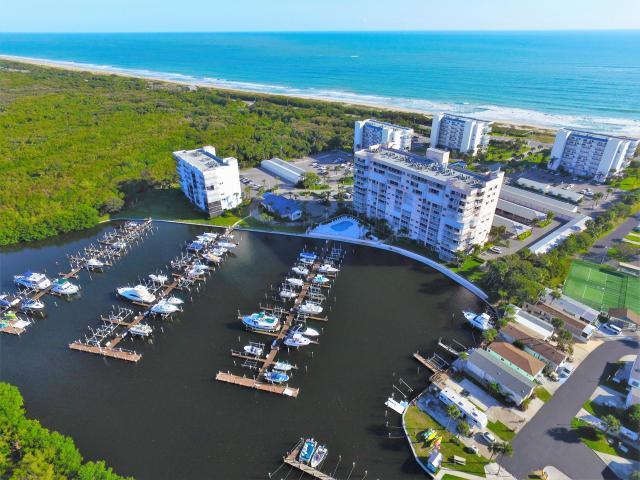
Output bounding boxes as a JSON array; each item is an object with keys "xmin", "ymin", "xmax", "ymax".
[
  {"xmin": 0, "ymin": 294, "xmax": 21, "ymax": 308},
  {"xmin": 290, "ymin": 323, "xmax": 320, "ymax": 337},
  {"xmin": 14, "ymin": 272, "xmax": 52, "ymax": 290},
  {"xmin": 298, "ymin": 439, "xmax": 317, "ymax": 464},
  {"xmin": 310, "ymin": 445, "xmax": 328, "ymax": 468},
  {"xmin": 117, "ymin": 285, "xmax": 156, "ymax": 304},
  {"xmin": 187, "ymin": 241, "xmax": 205, "ymax": 252},
  {"xmin": 202, "ymin": 252, "xmax": 221, "ymax": 264},
  {"xmin": 148, "ymin": 274, "xmax": 169, "ymax": 284},
  {"xmin": 286, "ymin": 278, "xmax": 304, "ymax": 288},
  {"xmin": 165, "ymin": 296, "xmax": 184, "ymax": 306},
  {"xmin": 462, "ymin": 310, "xmax": 492, "ymax": 331},
  {"xmin": 85, "ymin": 258, "xmax": 105, "ymax": 270},
  {"xmin": 298, "ymin": 302, "xmax": 323, "ymax": 315},
  {"xmin": 150, "ymin": 300, "xmax": 180, "ymax": 315},
  {"xmin": 187, "ymin": 264, "xmax": 208, "ymax": 277},
  {"xmin": 242, "ymin": 312, "xmax": 280, "ymax": 332},
  {"xmin": 112, "ymin": 241, "xmax": 127, "ymax": 251},
  {"xmin": 51, "ymin": 278, "xmax": 80, "ymax": 296},
  {"xmin": 284, "ymin": 333, "xmax": 312, "ymax": 347},
  {"xmin": 273, "ymin": 361, "xmax": 293, "ymax": 372},
  {"xmin": 318, "ymin": 264, "xmax": 339, "ymax": 274},
  {"xmin": 292, "ymin": 265, "xmax": 309, "ymax": 276},
  {"xmin": 216, "ymin": 240, "xmax": 237, "ymax": 249},
  {"xmin": 263, "ymin": 370, "xmax": 289, "ymax": 384},
  {"xmin": 196, "ymin": 234, "xmax": 215, "ymax": 244},
  {"xmin": 210, "ymin": 247, "xmax": 228, "ymax": 257},
  {"xmin": 20, "ymin": 298, "xmax": 45, "ymax": 312},
  {"xmin": 279, "ymin": 288, "xmax": 297, "ymax": 300},
  {"xmin": 243, "ymin": 344, "xmax": 263, "ymax": 357},
  {"xmin": 200, "ymin": 232, "xmax": 218, "ymax": 241},
  {"xmin": 129, "ymin": 323, "xmax": 153, "ymax": 337},
  {"xmin": 312, "ymin": 274, "xmax": 330, "ymax": 285}
]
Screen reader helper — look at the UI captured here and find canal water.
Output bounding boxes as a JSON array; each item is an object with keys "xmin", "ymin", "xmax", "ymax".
[{"xmin": 0, "ymin": 222, "xmax": 484, "ymax": 479}]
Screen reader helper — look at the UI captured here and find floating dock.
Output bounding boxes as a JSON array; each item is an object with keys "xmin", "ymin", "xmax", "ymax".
[{"xmin": 281, "ymin": 439, "xmax": 336, "ymax": 480}]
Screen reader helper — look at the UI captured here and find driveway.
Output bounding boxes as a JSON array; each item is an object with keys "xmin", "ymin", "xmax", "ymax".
[
  {"xmin": 501, "ymin": 338, "xmax": 639, "ymax": 480},
  {"xmin": 583, "ymin": 214, "xmax": 640, "ymax": 265}
]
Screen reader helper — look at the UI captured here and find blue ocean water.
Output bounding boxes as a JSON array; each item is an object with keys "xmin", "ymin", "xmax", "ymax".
[{"xmin": 0, "ymin": 31, "xmax": 639, "ymax": 134}]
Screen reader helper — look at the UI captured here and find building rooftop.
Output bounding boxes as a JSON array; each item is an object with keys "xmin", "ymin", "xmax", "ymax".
[
  {"xmin": 264, "ymin": 157, "xmax": 306, "ymax": 175},
  {"xmin": 174, "ymin": 146, "xmax": 234, "ymax": 172},
  {"xmin": 501, "ymin": 185, "xmax": 578, "ymax": 214},
  {"xmin": 543, "ymin": 291, "xmax": 600, "ymax": 323},
  {"xmin": 500, "ymin": 322, "xmax": 546, "ymax": 342},
  {"xmin": 608, "ymin": 308, "xmax": 640, "ymax": 326},
  {"xmin": 630, "ymin": 355, "xmax": 640, "ymax": 386},
  {"xmin": 358, "ymin": 146, "xmax": 501, "ymax": 188},
  {"xmin": 262, "ymin": 193, "xmax": 302, "ymax": 217},
  {"xmin": 467, "ymin": 348, "xmax": 536, "ymax": 397},
  {"xmin": 559, "ymin": 127, "xmax": 639, "ymax": 143},
  {"xmin": 362, "ymin": 118, "xmax": 414, "ymax": 132},
  {"xmin": 513, "ymin": 307, "xmax": 555, "ymax": 338},
  {"xmin": 439, "ymin": 112, "xmax": 492, "ymax": 124},
  {"xmin": 488, "ymin": 341, "xmax": 546, "ymax": 376}
]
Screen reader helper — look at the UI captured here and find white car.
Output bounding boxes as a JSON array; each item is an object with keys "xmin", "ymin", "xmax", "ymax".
[
  {"xmin": 482, "ymin": 432, "xmax": 496, "ymax": 445},
  {"xmin": 489, "ymin": 246, "xmax": 502, "ymax": 254}
]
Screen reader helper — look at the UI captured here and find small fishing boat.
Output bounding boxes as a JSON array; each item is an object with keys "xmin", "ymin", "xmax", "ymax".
[
  {"xmin": 148, "ymin": 274, "xmax": 169, "ymax": 284},
  {"xmin": 318, "ymin": 264, "xmax": 339, "ymax": 274},
  {"xmin": 112, "ymin": 241, "xmax": 127, "ymax": 251},
  {"xmin": 221, "ymin": 232, "xmax": 234, "ymax": 240},
  {"xmin": 187, "ymin": 264, "xmax": 208, "ymax": 277},
  {"xmin": 298, "ymin": 302, "xmax": 323, "ymax": 315},
  {"xmin": 150, "ymin": 300, "xmax": 180, "ymax": 315},
  {"xmin": 117, "ymin": 285, "xmax": 156, "ymax": 304},
  {"xmin": 290, "ymin": 323, "xmax": 320, "ymax": 337},
  {"xmin": 129, "ymin": 323, "xmax": 153, "ymax": 337},
  {"xmin": 51, "ymin": 278, "xmax": 80, "ymax": 296},
  {"xmin": 273, "ymin": 361, "xmax": 293, "ymax": 372},
  {"xmin": 263, "ymin": 370, "xmax": 289, "ymax": 384},
  {"xmin": 202, "ymin": 252, "xmax": 221, "ymax": 263},
  {"xmin": 211, "ymin": 247, "xmax": 228, "ymax": 256},
  {"xmin": 462, "ymin": 310, "xmax": 492, "ymax": 331},
  {"xmin": 200, "ymin": 232, "xmax": 218, "ymax": 241},
  {"xmin": 20, "ymin": 298, "xmax": 45, "ymax": 312},
  {"xmin": 85, "ymin": 258, "xmax": 105, "ymax": 270},
  {"xmin": 216, "ymin": 240, "xmax": 237, "ymax": 249},
  {"xmin": 310, "ymin": 445, "xmax": 328, "ymax": 468},
  {"xmin": 242, "ymin": 312, "xmax": 280, "ymax": 332},
  {"xmin": 292, "ymin": 265, "xmax": 309, "ymax": 276},
  {"xmin": 14, "ymin": 272, "xmax": 51, "ymax": 290},
  {"xmin": 243, "ymin": 344, "xmax": 263, "ymax": 357},
  {"xmin": 0, "ymin": 294, "xmax": 22, "ymax": 308},
  {"xmin": 298, "ymin": 438, "xmax": 317, "ymax": 464},
  {"xmin": 312, "ymin": 274, "xmax": 330, "ymax": 285},
  {"xmin": 279, "ymin": 288, "xmax": 297, "ymax": 300},
  {"xmin": 286, "ymin": 278, "xmax": 304, "ymax": 288},
  {"xmin": 284, "ymin": 333, "xmax": 312, "ymax": 347},
  {"xmin": 165, "ymin": 296, "xmax": 184, "ymax": 306},
  {"xmin": 187, "ymin": 241, "xmax": 205, "ymax": 252},
  {"xmin": 196, "ymin": 234, "xmax": 216, "ymax": 244}
]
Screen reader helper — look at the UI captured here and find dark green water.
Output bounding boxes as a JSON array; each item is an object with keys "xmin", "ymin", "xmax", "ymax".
[{"xmin": 0, "ymin": 222, "xmax": 484, "ymax": 479}]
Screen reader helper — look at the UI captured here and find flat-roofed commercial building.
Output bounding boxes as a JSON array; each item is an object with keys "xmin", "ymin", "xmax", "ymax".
[
  {"xmin": 516, "ymin": 178, "xmax": 584, "ymax": 203},
  {"xmin": 430, "ymin": 113, "xmax": 492, "ymax": 156},
  {"xmin": 496, "ymin": 198, "xmax": 546, "ymax": 224},
  {"xmin": 549, "ymin": 128, "xmax": 639, "ymax": 182},
  {"xmin": 261, "ymin": 157, "xmax": 306, "ymax": 184},
  {"xmin": 353, "ymin": 146, "xmax": 503, "ymax": 260},
  {"xmin": 174, "ymin": 146, "xmax": 242, "ymax": 217},
  {"xmin": 354, "ymin": 119, "xmax": 414, "ymax": 151},
  {"xmin": 499, "ymin": 185, "xmax": 578, "ymax": 220}
]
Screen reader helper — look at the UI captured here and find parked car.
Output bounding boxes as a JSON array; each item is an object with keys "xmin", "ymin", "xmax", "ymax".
[
  {"xmin": 605, "ymin": 323, "xmax": 622, "ymax": 335},
  {"xmin": 559, "ymin": 365, "xmax": 574, "ymax": 377},
  {"xmin": 465, "ymin": 445, "xmax": 479, "ymax": 455},
  {"xmin": 482, "ymin": 432, "xmax": 496, "ymax": 445},
  {"xmin": 489, "ymin": 246, "xmax": 502, "ymax": 254}
]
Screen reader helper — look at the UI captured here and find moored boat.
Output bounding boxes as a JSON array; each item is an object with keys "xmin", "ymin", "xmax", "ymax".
[
  {"xmin": 85, "ymin": 258, "xmax": 105, "ymax": 270},
  {"xmin": 279, "ymin": 288, "xmax": 297, "ymax": 300},
  {"xmin": 202, "ymin": 252, "xmax": 221, "ymax": 263},
  {"xmin": 263, "ymin": 370, "xmax": 289, "ymax": 384},
  {"xmin": 242, "ymin": 312, "xmax": 280, "ymax": 332},
  {"xmin": 165, "ymin": 296, "xmax": 184, "ymax": 305},
  {"xmin": 187, "ymin": 241, "xmax": 205, "ymax": 252},
  {"xmin": 20, "ymin": 298, "xmax": 45, "ymax": 312},
  {"xmin": 51, "ymin": 278, "xmax": 80, "ymax": 296},
  {"xmin": 310, "ymin": 445, "xmax": 328, "ymax": 468},
  {"xmin": 290, "ymin": 323, "xmax": 320, "ymax": 337},
  {"xmin": 292, "ymin": 265, "xmax": 309, "ymax": 276},
  {"xmin": 129, "ymin": 323, "xmax": 153, "ymax": 337},
  {"xmin": 216, "ymin": 240, "xmax": 237, "ymax": 249},
  {"xmin": 150, "ymin": 299, "xmax": 180, "ymax": 315},
  {"xmin": 243, "ymin": 344, "xmax": 264, "ymax": 357},
  {"xmin": 298, "ymin": 438, "xmax": 317, "ymax": 464},
  {"xmin": 286, "ymin": 278, "xmax": 304, "ymax": 288},
  {"xmin": 14, "ymin": 272, "xmax": 51, "ymax": 290},
  {"xmin": 284, "ymin": 333, "xmax": 311, "ymax": 347},
  {"xmin": 0, "ymin": 294, "xmax": 22, "ymax": 308},
  {"xmin": 318, "ymin": 264, "xmax": 339, "ymax": 274},
  {"xmin": 273, "ymin": 361, "xmax": 293, "ymax": 372},
  {"xmin": 148, "ymin": 274, "xmax": 169, "ymax": 284},
  {"xmin": 117, "ymin": 285, "xmax": 156, "ymax": 304},
  {"xmin": 462, "ymin": 310, "xmax": 492, "ymax": 331},
  {"xmin": 312, "ymin": 274, "xmax": 330, "ymax": 285},
  {"xmin": 298, "ymin": 302, "xmax": 323, "ymax": 315}
]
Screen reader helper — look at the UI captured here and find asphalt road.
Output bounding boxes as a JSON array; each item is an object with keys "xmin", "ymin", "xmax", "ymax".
[{"xmin": 502, "ymin": 338, "xmax": 640, "ymax": 480}]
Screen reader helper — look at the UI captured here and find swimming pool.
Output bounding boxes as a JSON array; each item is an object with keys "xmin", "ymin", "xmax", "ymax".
[
  {"xmin": 310, "ymin": 216, "xmax": 366, "ymax": 239},
  {"xmin": 331, "ymin": 220, "xmax": 355, "ymax": 232}
]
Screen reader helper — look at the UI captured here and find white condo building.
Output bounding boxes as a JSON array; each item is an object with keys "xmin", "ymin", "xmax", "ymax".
[
  {"xmin": 548, "ymin": 128, "xmax": 639, "ymax": 182},
  {"xmin": 430, "ymin": 113, "xmax": 492, "ymax": 156},
  {"xmin": 174, "ymin": 146, "xmax": 242, "ymax": 217},
  {"xmin": 354, "ymin": 119, "xmax": 414, "ymax": 152},
  {"xmin": 353, "ymin": 146, "xmax": 503, "ymax": 260}
]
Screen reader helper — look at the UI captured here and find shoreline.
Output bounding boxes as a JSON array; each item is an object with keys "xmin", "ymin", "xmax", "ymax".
[{"xmin": 2, "ymin": 54, "xmax": 638, "ymax": 136}]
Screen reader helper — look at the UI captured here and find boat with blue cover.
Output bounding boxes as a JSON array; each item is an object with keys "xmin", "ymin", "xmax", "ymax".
[
  {"xmin": 242, "ymin": 312, "xmax": 280, "ymax": 332},
  {"xmin": 263, "ymin": 370, "xmax": 289, "ymax": 384},
  {"xmin": 298, "ymin": 438, "xmax": 317, "ymax": 464}
]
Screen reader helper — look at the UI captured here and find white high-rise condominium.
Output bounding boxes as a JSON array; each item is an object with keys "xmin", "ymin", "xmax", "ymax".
[
  {"xmin": 548, "ymin": 128, "xmax": 639, "ymax": 182},
  {"xmin": 353, "ymin": 146, "xmax": 504, "ymax": 260},
  {"xmin": 354, "ymin": 119, "xmax": 414, "ymax": 151},
  {"xmin": 430, "ymin": 113, "xmax": 492, "ymax": 156},
  {"xmin": 174, "ymin": 146, "xmax": 242, "ymax": 217}
]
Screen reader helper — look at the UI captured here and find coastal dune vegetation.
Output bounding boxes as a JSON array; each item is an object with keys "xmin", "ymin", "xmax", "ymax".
[{"xmin": 0, "ymin": 60, "xmax": 426, "ymax": 245}]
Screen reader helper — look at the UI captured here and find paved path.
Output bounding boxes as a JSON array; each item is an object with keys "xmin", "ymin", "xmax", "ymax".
[
  {"xmin": 501, "ymin": 338, "xmax": 639, "ymax": 480},
  {"xmin": 583, "ymin": 213, "xmax": 640, "ymax": 265}
]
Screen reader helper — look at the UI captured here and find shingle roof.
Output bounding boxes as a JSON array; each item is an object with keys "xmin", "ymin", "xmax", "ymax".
[
  {"xmin": 466, "ymin": 349, "xmax": 536, "ymax": 398},
  {"xmin": 500, "ymin": 323, "xmax": 567, "ymax": 365},
  {"xmin": 500, "ymin": 322, "xmax": 545, "ymax": 341},
  {"xmin": 488, "ymin": 342, "xmax": 546, "ymax": 376}
]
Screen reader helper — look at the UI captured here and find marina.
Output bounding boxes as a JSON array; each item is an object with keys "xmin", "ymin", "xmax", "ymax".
[
  {"xmin": 0, "ymin": 219, "xmax": 153, "ymax": 336},
  {"xmin": 216, "ymin": 245, "xmax": 344, "ymax": 398}
]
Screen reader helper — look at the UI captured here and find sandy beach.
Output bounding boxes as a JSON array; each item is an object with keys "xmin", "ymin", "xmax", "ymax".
[{"xmin": 1, "ymin": 54, "xmax": 639, "ymax": 137}]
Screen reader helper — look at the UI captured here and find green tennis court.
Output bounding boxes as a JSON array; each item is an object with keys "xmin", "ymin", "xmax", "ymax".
[{"xmin": 564, "ymin": 259, "xmax": 639, "ymax": 313}]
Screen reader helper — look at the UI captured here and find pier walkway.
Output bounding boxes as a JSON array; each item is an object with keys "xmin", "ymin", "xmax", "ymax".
[{"xmin": 282, "ymin": 440, "xmax": 336, "ymax": 480}]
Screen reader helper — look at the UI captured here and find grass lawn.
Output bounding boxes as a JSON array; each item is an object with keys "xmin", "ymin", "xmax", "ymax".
[
  {"xmin": 404, "ymin": 405, "xmax": 489, "ymax": 477},
  {"xmin": 624, "ymin": 233, "xmax": 640, "ymax": 243},
  {"xmin": 442, "ymin": 475, "xmax": 469, "ymax": 480},
  {"xmin": 535, "ymin": 386, "xmax": 552, "ymax": 403},
  {"xmin": 487, "ymin": 420, "xmax": 516, "ymax": 441},
  {"xmin": 571, "ymin": 418, "xmax": 640, "ymax": 461},
  {"xmin": 451, "ymin": 256, "xmax": 486, "ymax": 283}
]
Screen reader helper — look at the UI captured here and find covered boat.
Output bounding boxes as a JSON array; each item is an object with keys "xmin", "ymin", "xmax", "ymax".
[
  {"xmin": 243, "ymin": 344, "xmax": 264, "ymax": 357},
  {"xmin": 312, "ymin": 274, "xmax": 330, "ymax": 285},
  {"xmin": 129, "ymin": 323, "xmax": 153, "ymax": 337},
  {"xmin": 242, "ymin": 312, "xmax": 280, "ymax": 332},
  {"xmin": 263, "ymin": 370, "xmax": 289, "ymax": 384},
  {"xmin": 14, "ymin": 272, "xmax": 51, "ymax": 290},
  {"xmin": 298, "ymin": 439, "xmax": 317, "ymax": 464},
  {"xmin": 186, "ymin": 241, "xmax": 205, "ymax": 252},
  {"xmin": 51, "ymin": 278, "xmax": 80, "ymax": 295}
]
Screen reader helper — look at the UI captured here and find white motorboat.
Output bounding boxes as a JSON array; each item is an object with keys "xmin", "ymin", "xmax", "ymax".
[
  {"xmin": 290, "ymin": 323, "xmax": 320, "ymax": 337},
  {"xmin": 462, "ymin": 310, "xmax": 492, "ymax": 331},
  {"xmin": 287, "ymin": 278, "xmax": 304, "ymax": 288},
  {"xmin": 298, "ymin": 302, "xmax": 323, "ymax": 315},
  {"xmin": 0, "ymin": 294, "xmax": 22, "ymax": 308},
  {"xmin": 14, "ymin": 272, "xmax": 52, "ymax": 290},
  {"xmin": 312, "ymin": 274, "xmax": 330, "ymax": 285},
  {"xmin": 284, "ymin": 333, "xmax": 311, "ymax": 347},
  {"xmin": 243, "ymin": 344, "xmax": 263, "ymax": 357},
  {"xmin": 150, "ymin": 300, "xmax": 180, "ymax": 315},
  {"xmin": 202, "ymin": 252, "xmax": 221, "ymax": 264},
  {"xmin": 216, "ymin": 240, "xmax": 237, "ymax": 249},
  {"xmin": 129, "ymin": 323, "xmax": 153, "ymax": 337},
  {"xmin": 210, "ymin": 247, "xmax": 227, "ymax": 256},
  {"xmin": 148, "ymin": 274, "xmax": 169, "ymax": 284},
  {"xmin": 310, "ymin": 445, "xmax": 328, "ymax": 468},
  {"xmin": 279, "ymin": 288, "xmax": 297, "ymax": 300},
  {"xmin": 20, "ymin": 298, "xmax": 45, "ymax": 312},
  {"xmin": 292, "ymin": 265, "xmax": 309, "ymax": 276},
  {"xmin": 112, "ymin": 241, "xmax": 127, "ymax": 250},
  {"xmin": 117, "ymin": 285, "xmax": 156, "ymax": 304},
  {"xmin": 85, "ymin": 258, "xmax": 105, "ymax": 270},
  {"xmin": 51, "ymin": 278, "xmax": 80, "ymax": 295},
  {"xmin": 242, "ymin": 312, "xmax": 280, "ymax": 332},
  {"xmin": 165, "ymin": 296, "xmax": 184, "ymax": 306},
  {"xmin": 273, "ymin": 361, "xmax": 293, "ymax": 372},
  {"xmin": 187, "ymin": 264, "xmax": 208, "ymax": 277},
  {"xmin": 318, "ymin": 264, "xmax": 339, "ymax": 274},
  {"xmin": 200, "ymin": 232, "xmax": 218, "ymax": 241},
  {"xmin": 196, "ymin": 234, "xmax": 215, "ymax": 244}
]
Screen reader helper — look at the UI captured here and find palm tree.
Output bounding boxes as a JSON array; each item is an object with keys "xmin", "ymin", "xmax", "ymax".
[
  {"xmin": 602, "ymin": 414, "xmax": 621, "ymax": 434},
  {"xmin": 592, "ymin": 191, "xmax": 604, "ymax": 208},
  {"xmin": 550, "ymin": 289, "xmax": 562, "ymax": 304},
  {"xmin": 605, "ymin": 187, "xmax": 613, "ymax": 200},
  {"xmin": 491, "ymin": 442, "xmax": 513, "ymax": 474},
  {"xmin": 446, "ymin": 404, "xmax": 461, "ymax": 431}
]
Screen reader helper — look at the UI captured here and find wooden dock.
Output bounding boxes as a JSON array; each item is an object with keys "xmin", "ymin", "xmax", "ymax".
[
  {"xmin": 215, "ymin": 372, "xmax": 299, "ymax": 397},
  {"xmin": 282, "ymin": 440, "xmax": 336, "ymax": 480},
  {"xmin": 69, "ymin": 342, "xmax": 142, "ymax": 362}
]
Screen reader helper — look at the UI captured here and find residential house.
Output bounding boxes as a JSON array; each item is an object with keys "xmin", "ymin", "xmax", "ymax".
[
  {"xmin": 487, "ymin": 342, "xmax": 545, "ymax": 381},
  {"xmin": 261, "ymin": 193, "xmax": 303, "ymax": 221}
]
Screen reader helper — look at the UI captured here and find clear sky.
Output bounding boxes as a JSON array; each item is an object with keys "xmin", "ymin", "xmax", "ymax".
[{"xmin": 1, "ymin": 0, "xmax": 639, "ymax": 33}]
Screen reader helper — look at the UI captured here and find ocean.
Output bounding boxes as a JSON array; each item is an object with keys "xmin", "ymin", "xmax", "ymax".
[{"xmin": 0, "ymin": 31, "xmax": 639, "ymax": 135}]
